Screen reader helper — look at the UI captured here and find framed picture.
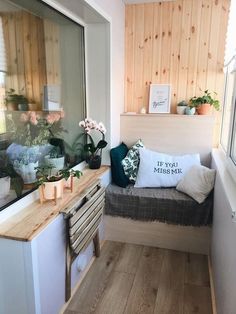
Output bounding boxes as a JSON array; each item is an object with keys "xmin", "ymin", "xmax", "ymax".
[{"xmin": 149, "ymin": 84, "xmax": 171, "ymax": 113}]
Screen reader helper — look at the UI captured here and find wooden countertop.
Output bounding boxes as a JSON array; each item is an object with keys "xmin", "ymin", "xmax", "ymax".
[{"xmin": 0, "ymin": 166, "xmax": 109, "ymax": 242}]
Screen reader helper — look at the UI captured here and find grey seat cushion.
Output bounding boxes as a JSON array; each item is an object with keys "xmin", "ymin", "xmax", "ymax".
[{"xmin": 105, "ymin": 183, "xmax": 213, "ymax": 226}]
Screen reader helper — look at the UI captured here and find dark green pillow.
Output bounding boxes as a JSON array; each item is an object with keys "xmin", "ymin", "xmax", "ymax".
[{"xmin": 110, "ymin": 143, "xmax": 129, "ymax": 188}]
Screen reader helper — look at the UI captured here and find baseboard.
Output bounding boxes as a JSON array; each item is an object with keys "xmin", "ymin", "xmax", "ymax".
[
  {"xmin": 208, "ymin": 255, "xmax": 217, "ymax": 314},
  {"xmin": 104, "ymin": 215, "xmax": 211, "ymax": 254}
]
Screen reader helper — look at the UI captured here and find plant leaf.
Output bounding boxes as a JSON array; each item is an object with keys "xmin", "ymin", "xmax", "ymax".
[{"xmin": 96, "ymin": 140, "xmax": 107, "ymax": 149}]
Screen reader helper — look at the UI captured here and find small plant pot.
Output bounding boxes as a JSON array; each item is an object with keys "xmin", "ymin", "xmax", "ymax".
[
  {"xmin": 6, "ymin": 102, "xmax": 18, "ymax": 111},
  {"xmin": 44, "ymin": 155, "xmax": 65, "ymax": 175},
  {"xmin": 196, "ymin": 103, "xmax": 212, "ymax": 115},
  {"xmin": 88, "ymin": 155, "xmax": 101, "ymax": 169},
  {"xmin": 177, "ymin": 106, "xmax": 187, "ymax": 114},
  {"xmin": 41, "ymin": 179, "xmax": 64, "ymax": 201},
  {"xmin": 0, "ymin": 176, "xmax": 10, "ymax": 198},
  {"xmin": 185, "ymin": 107, "xmax": 196, "ymax": 115}
]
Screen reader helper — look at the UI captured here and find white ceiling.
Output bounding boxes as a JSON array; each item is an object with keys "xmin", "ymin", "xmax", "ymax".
[{"xmin": 123, "ymin": 0, "xmax": 174, "ymax": 4}]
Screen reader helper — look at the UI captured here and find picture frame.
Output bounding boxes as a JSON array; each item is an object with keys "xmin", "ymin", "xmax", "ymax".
[{"xmin": 149, "ymin": 84, "xmax": 171, "ymax": 113}]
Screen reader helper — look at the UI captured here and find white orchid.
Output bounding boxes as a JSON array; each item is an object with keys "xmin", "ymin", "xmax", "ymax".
[{"xmin": 78, "ymin": 117, "xmax": 108, "ymax": 160}]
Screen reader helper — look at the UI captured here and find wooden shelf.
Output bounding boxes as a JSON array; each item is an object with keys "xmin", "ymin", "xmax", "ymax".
[
  {"xmin": 0, "ymin": 166, "xmax": 109, "ymax": 242},
  {"xmin": 121, "ymin": 113, "xmax": 215, "ymax": 119}
]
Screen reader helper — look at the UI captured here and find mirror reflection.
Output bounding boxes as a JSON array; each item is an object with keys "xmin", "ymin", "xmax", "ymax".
[{"xmin": 0, "ymin": 0, "xmax": 86, "ymax": 209}]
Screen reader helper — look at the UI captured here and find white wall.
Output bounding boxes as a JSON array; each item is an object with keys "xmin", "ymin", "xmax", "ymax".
[
  {"xmin": 88, "ymin": 0, "xmax": 125, "ymax": 147},
  {"xmin": 211, "ymin": 150, "xmax": 236, "ymax": 314}
]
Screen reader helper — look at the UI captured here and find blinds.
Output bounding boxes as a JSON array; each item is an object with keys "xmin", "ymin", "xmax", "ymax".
[
  {"xmin": 225, "ymin": 0, "xmax": 236, "ymax": 66},
  {"xmin": 0, "ymin": 17, "xmax": 6, "ymax": 73}
]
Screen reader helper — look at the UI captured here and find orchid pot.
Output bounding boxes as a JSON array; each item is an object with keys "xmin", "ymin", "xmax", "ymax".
[
  {"xmin": 88, "ymin": 155, "xmax": 102, "ymax": 169},
  {"xmin": 79, "ymin": 118, "xmax": 107, "ymax": 170}
]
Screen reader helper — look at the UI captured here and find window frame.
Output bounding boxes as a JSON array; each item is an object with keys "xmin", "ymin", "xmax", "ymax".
[{"xmin": 220, "ymin": 56, "xmax": 236, "ymax": 182}]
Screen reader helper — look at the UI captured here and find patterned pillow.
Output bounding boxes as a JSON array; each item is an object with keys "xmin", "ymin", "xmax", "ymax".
[{"xmin": 122, "ymin": 139, "xmax": 144, "ymax": 183}]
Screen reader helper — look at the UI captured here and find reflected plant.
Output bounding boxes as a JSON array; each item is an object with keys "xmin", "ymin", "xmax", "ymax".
[{"xmin": 7, "ymin": 110, "xmax": 66, "ymax": 146}]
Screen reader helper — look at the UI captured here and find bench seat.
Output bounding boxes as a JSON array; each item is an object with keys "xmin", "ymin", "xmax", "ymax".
[{"xmin": 105, "ymin": 183, "xmax": 213, "ymax": 227}]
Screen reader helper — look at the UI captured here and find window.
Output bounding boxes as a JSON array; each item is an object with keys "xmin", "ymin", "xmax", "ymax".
[{"xmin": 220, "ymin": 0, "xmax": 236, "ymax": 172}]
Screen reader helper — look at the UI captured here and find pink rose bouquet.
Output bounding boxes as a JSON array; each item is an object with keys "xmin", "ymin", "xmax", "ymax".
[{"xmin": 7, "ymin": 110, "xmax": 65, "ymax": 146}]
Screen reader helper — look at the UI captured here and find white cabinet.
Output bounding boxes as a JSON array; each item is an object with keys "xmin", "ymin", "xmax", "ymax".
[{"xmin": 0, "ymin": 211, "xmax": 105, "ymax": 314}]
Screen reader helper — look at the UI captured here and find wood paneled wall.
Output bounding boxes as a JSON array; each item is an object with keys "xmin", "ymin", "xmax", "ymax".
[
  {"xmin": 125, "ymin": 0, "xmax": 230, "ymax": 114},
  {"xmin": 43, "ymin": 19, "xmax": 61, "ymax": 86},
  {"xmin": 2, "ymin": 11, "xmax": 47, "ymax": 110}
]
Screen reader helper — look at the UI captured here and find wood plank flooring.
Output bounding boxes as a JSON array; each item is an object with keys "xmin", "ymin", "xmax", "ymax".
[{"xmin": 64, "ymin": 241, "xmax": 212, "ymax": 314}]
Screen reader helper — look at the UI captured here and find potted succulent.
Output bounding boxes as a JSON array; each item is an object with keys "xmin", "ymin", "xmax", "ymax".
[
  {"xmin": 5, "ymin": 88, "xmax": 29, "ymax": 111},
  {"xmin": 190, "ymin": 90, "xmax": 220, "ymax": 115},
  {"xmin": 44, "ymin": 146, "xmax": 65, "ymax": 175},
  {"xmin": 79, "ymin": 118, "xmax": 107, "ymax": 169},
  {"xmin": 185, "ymin": 104, "xmax": 196, "ymax": 115},
  {"xmin": 177, "ymin": 100, "xmax": 188, "ymax": 115}
]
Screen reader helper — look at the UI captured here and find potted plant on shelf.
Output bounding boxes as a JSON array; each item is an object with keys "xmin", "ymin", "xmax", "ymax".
[
  {"xmin": 79, "ymin": 118, "xmax": 107, "ymax": 169},
  {"xmin": 59, "ymin": 167, "xmax": 83, "ymax": 191},
  {"xmin": 5, "ymin": 88, "xmax": 29, "ymax": 111},
  {"xmin": 176, "ymin": 100, "xmax": 188, "ymax": 115},
  {"xmin": 190, "ymin": 90, "xmax": 220, "ymax": 115},
  {"xmin": 185, "ymin": 103, "xmax": 196, "ymax": 115},
  {"xmin": 44, "ymin": 145, "xmax": 65, "ymax": 175},
  {"xmin": 36, "ymin": 165, "xmax": 64, "ymax": 204},
  {"xmin": 36, "ymin": 165, "xmax": 82, "ymax": 203}
]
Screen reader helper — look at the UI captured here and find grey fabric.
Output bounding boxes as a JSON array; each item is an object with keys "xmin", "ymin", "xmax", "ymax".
[{"xmin": 105, "ymin": 183, "xmax": 213, "ymax": 226}]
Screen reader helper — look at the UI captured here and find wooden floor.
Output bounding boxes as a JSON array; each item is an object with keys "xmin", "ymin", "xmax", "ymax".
[{"xmin": 64, "ymin": 241, "xmax": 212, "ymax": 314}]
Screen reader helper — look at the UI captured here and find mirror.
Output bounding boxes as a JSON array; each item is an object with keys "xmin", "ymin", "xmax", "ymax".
[{"xmin": 0, "ymin": 0, "xmax": 86, "ymax": 210}]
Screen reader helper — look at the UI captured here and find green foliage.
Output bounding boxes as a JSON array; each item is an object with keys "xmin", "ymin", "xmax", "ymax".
[
  {"xmin": 58, "ymin": 168, "xmax": 83, "ymax": 181},
  {"xmin": 190, "ymin": 90, "xmax": 220, "ymax": 111},
  {"xmin": 35, "ymin": 165, "xmax": 82, "ymax": 186},
  {"xmin": 84, "ymin": 139, "xmax": 108, "ymax": 156},
  {"xmin": 5, "ymin": 88, "xmax": 28, "ymax": 105}
]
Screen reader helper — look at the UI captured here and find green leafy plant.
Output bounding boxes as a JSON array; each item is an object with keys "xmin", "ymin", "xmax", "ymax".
[
  {"xmin": 35, "ymin": 165, "xmax": 61, "ymax": 185},
  {"xmin": 58, "ymin": 168, "xmax": 83, "ymax": 181},
  {"xmin": 35, "ymin": 165, "xmax": 82, "ymax": 186},
  {"xmin": 5, "ymin": 88, "xmax": 28, "ymax": 106},
  {"xmin": 190, "ymin": 90, "xmax": 220, "ymax": 111}
]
